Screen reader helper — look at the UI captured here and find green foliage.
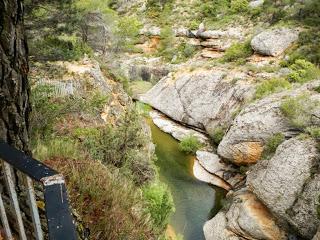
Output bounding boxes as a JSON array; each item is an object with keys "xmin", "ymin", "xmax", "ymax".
[
  {"xmin": 74, "ymin": 0, "xmax": 114, "ymax": 15},
  {"xmin": 262, "ymin": 133, "xmax": 285, "ymax": 159},
  {"xmin": 287, "ymin": 59, "xmax": 320, "ymax": 83},
  {"xmin": 158, "ymin": 26, "xmax": 176, "ymax": 61},
  {"xmin": 30, "ymin": 85, "xmax": 108, "ymax": 138},
  {"xmin": 142, "ymin": 181, "xmax": 174, "ymax": 232},
  {"xmin": 30, "ymin": 34, "xmax": 93, "ymax": 61},
  {"xmin": 223, "ymin": 41, "xmax": 253, "ymax": 63},
  {"xmin": 280, "ymin": 94, "xmax": 318, "ymax": 130},
  {"xmin": 146, "ymin": 0, "xmax": 174, "ymax": 22},
  {"xmin": 172, "ymin": 41, "xmax": 198, "ymax": 63},
  {"xmin": 211, "ymin": 127, "xmax": 226, "ymax": 145},
  {"xmin": 295, "ymin": 0, "xmax": 320, "ymax": 26},
  {"xmin": 230, "ymin": 0, "xmax": 249, "ymax": 13},
  {"xmin": 289, "ymin": 31, "xmax": 320, "ymax": 66},
  {"xmin": 78, "ymin": 108, "xmax": 156, "ymax": 185},
  {"xmin": 179, "ymin": 135, "xmax": 203, "ymax": 154},
  {"xmin": 113, "ymin": 16, "xmax": 142, "ymax": 52},
  {"xmin": 33, "ymin": 137, "xmax": 80, "ymax": 160},
  {"xmin": 306, "ymin": 127, "xmax": 320, "ymax": 139},
  {"xmin": 49, "ymin": 156, "xmax": 157, "ymax": 240},
  {"xmin": 198, "ymin": 0, "xmax": 230, "ymax": 19},
  {"xmin": 255, "ymin": 78, "xmax": 291, "ymax": 99}
]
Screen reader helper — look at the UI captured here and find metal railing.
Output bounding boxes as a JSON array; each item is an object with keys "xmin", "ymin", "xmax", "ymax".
[{"xmin": 0, "ymin": 140, "xmax": 77, "ymax": 239}]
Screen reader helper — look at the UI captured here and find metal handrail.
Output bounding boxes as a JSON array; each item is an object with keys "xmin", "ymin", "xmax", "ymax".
[{"xmin": 0, "ymin": 140, "xmax": 77, "ymax": 240}]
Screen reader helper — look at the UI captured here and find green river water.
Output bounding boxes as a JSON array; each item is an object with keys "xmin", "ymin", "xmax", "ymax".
[{"xmin": 147, "ymin": 119, "xmax": 225, "ymax": 240}]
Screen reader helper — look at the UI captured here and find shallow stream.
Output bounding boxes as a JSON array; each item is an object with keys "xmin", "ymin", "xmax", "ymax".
[{"xmin": 147, "ymin": 119, "xmax": 225, "ymax": 240}]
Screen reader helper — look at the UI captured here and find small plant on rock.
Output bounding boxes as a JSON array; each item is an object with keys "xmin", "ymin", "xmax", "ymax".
[
  {"xmin": 179, "ymin": 135, "xmax": 203, "ymax": 154},
  {"xmin": 223, "ymin": 41, "xmax": 253, "ymax": 63},
  {"xmin": 280, "ymin": 94, "xmax": 318, "ymax": 130},
  {"xmin": 262, "ymin": 133, "xmax": 285, "ymax": 159},
  {"xmin": 255, "ymin": 78, "xmax": 291, "ymax": 99},
  {"xmin": 211, "ymin": 127, "xmax": 226, "ymax": 145},
  {"xmin": 287, "ymin": 59, "xmax": 320, "ymax": 83}
]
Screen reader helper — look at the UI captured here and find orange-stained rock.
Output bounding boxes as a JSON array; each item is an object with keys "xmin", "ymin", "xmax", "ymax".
[{"xmin": 232, "ymin": 142, "xmax": 263, "ymax": 165}]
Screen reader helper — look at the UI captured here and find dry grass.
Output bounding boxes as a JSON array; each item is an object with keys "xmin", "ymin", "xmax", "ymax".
[{"xmin": 45, "ymin": 157, "xmax": 156, "ymax": 240}]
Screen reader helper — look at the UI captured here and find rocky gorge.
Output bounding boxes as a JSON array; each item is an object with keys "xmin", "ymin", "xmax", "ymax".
[{"xmin": 25, "ymin": 0, "xmax": 320, "ymax": 239}]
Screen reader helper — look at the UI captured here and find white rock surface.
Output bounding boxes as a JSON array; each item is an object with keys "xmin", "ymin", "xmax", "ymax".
[
  {"xmin": 204, "ymin": 191, "xmax": 286, "ymax": 240},
  {"xmin": 141, "ymin": 70, "xmax": 254, "ymax": 136},
  {"xmin": 193, "ymin": 160, "xmax": 232, "ymax": 191},
  {"xmin": 247, "ymin": 137, "xmax": 320, "ymax": 239},
  {"xmin": 149, "ymin": 110, "xmax": 210, "ymax": 144},
  {"xmin": 251, "ymin": 28, "xmax": 299, "ymax": 56},
  {"xmin": 218, "ymin": 80, "xmax": 320, "ymax": 165}
]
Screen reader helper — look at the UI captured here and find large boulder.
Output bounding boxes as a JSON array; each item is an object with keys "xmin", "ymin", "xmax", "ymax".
[
  {"xmin": 140, "ymin": 70, "xmax": 254, "ymax": 136},
  {"xmin": 204, "ymin": 191, "xmax": 286, "ymax": 240},
  {"xmin": 251, "ymin": 28, "xmax": 299, "ymax": 56},
  {"xmin": 247, "ymin": 137, "xmax": 320, "ymax": 239},
  {"xmin": 217, "ymin": 80, "xmax": 320, "ymax": 165}
]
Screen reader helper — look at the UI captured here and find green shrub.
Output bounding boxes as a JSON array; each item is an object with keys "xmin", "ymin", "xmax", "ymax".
[
  {"xmin": 306, "ymin": 127, "xmax": 320, "ymax": 139},
  {"xmin": 262, "ymin": 133, "xmax": 285, "ymax": 159},
  {"xmin": 280, "ymin": 94, "xmax": 318, "ymax": 129},
  {"xmin": 173, "ymin": 42, "xmax": 198, "ymax": 63},
  {"xmin": 158, "ymin": 26, "xmax": 176, "ymax": 61},
  {"xmin": 48, "ymin": 157, "xmax": 157, "ymax": 240},
  {"xmin": 211, "ymin": 127, "xmax": 226, "ymax": 145},
  {"xmin": 255, "ymin": 78, "xmax": 291, "ymax": 99},
  {"xmin": 178, "ymin": 135, "xmax": 203, "ymax": 154},
  {"xmin": 142, "ymin": 181, "xmax": 174, "ymax": 232},
  {"xmin": 30, "ymin": 34, "xmax": 92, "ymax": 61},
  {"xmin": 223, "ymin": 41, "xmax": 253, "ymax": 62},
  {"xmin": 113, "ymin": 16, "xmax": 142, "ymax": 52},
  {"xmin": 287, "ymin": 59, "xmax": 320, "ymax": 83},
  {"xmin": 198, "ymin": 0, "xmax": 230, "ymax": 19},
  {"xmin": 33, "ymin": 137, "xmax": 80, "ymax": 160},
  {"xmin": 289, "ymin": 31, "xmax": 320, "ymax": 65},
  {"xmin": 230, "ymin": 0, "xmax": 249, "ymax": 13}
]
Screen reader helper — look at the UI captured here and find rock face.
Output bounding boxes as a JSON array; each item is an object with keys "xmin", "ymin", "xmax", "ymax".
[
  {"xmin": 141, "ymin": 70, "xmax": 254, "ymax": 136},
  {"xmin": 204, "ymin": 191, "xmax": 286, "ymax": 240},
  {"xmin": 149, "ymin": 110, "xmax": 210, "ymax": 144},
  {"xmin": 247, "ymin": 137, "xmax": 320, "ymax": 239},
  {"xmin": 114, "ymin": 56, "xmax": 170, "ymax": 83},
  {"xmin": 251, "ymin": 28, "xmax": 299, "ymax": 56},
  {"xmin": 218, "ymin": 81, "xmax": 320, "ymax": 165},
  {"xmin": 193, "ymin": 160, "xmax": 232, "ymax": 191}
]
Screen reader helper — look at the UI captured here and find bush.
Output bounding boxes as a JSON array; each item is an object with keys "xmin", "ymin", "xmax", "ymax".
[
  {"xmin": 262, "ymin": 133, "xmax": 285, "ymax": 159},
  {"xmin": 230, "ymin": 0, "xmax": 249, "ymax": 13},
  {"xmin": 211, "ymin": 127, "xmax": 226, "ymax": 145},
  {"xmin": 158, "ymin": 26, "xmax": 176, "ymax": 61},
  {"xmin": 179, "ymin": 135, "xmax": 203, "ymax": 154},
  {"xmin": 289, "ymin": 31, "xmax": 320, "ymax": 66},
  {"xmin": 287, "ymin": 59, "xmax": 320, "ymax": 83},
  {"xmin": 46, "ymin": 157, "xmax": 157, "ymax": 240},
  {"xmin": 255, "ymin": 78, "xmax": 291, "ymax": 99},
  {"xmin": 113, "ymin": 16, "xmax": 142, "ymax": 52},
  {"xmin": 223, "ymin": 41, "xmax": 253, "ymax": 62},
  {"xmin": 142, "ymin": 181, "xmax": 174, "ymax": 232},
  {"xmin": 280, "ymin": 94, "xmax": 318, "ymax": 129},
  {"xmin": 30, "ymin": 34, "xmax": 92, "ymax": 61},
  {"xmin": 306, "ymin": 127, "xmax": 320, "ymax": 139},
  {"xmin": 33, "ymin": 137, "xmax": 80, "ymax": 160},
  {"xmin": 198, "ymin": 0, "xmax": 230, "ymax": 19}
]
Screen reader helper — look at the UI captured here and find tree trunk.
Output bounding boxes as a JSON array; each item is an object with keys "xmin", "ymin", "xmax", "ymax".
[{"xmin": 0, "ymin": 0, "xmax": 30, "ymax": 153}]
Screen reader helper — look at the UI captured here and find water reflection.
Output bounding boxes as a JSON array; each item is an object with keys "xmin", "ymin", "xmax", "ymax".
[{"xmin": 147, "ymin": 119, "xmax": 225, "ymax": 240}]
